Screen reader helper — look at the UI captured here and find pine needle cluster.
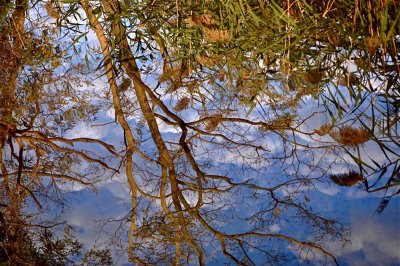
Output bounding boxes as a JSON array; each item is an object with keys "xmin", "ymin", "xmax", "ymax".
[
  {"xmin": 192, "ymin": 13, "xmax": 216, "ymax": 27},
  {"xmin": 205, "ymin": 115, "xmax": 223, "ymax": 131},
  {"xmin": 314, "ymin": 124, "xmax": 333, "ymax": 136},
  {"xmin": 330, "ymin": 126, "xmax": 371, "ymax": 146},
  {"xmin": 364, "ymin": 36, "xmax": 380, "ymax": 54},
  {"xmin": 119, "ymin": 78, "xmax": 131, "ymax": 92},
  {"xmin": 330, "ymin": 171, "xmax": 364, "ymax": 187},
  {"xmin": 259, "ymin": 114, "xmax": 296, "ymax": 131},
  {"xmin": 173, "ymin": 97, "xmax": 190, "ymax": 112},
  {"xmin": 203, "ymin": 28, "xmax": 230, "ymax": 43},
  {"xmin": 45, "ymin": 1, "xmax": 59, "ymax": 19},
  {"xmin": 195, "ymin": 54, "xmax": 222, "ymax": 68}
]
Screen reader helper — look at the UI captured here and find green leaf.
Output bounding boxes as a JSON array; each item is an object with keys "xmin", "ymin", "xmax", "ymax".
[
  {"xmin": 246, "ymin": 101, "xmax": 257, "ymax": 117},
  {"xmin": 93, "ymin": 6, "xmax": 102, "ymax": 15},
  {"xmin": 70, "ymin": 32, "xmax": 89, "ymax": 48}
]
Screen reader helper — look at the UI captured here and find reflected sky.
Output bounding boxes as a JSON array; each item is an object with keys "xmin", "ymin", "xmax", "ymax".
[
  {"xmin": 52, "ymin": 97, "xmax": 400, "ymax": 265},
  {"xmin": 61, "ymin": 168, "xmax": 399, "ymax": 265},
  {"xmin": 308, "ymin": 189, "xmax": 400, "ymax": 266},
  {"xmin": 1, "ymin": 2, "xmax": 399, "ymax": 265}
]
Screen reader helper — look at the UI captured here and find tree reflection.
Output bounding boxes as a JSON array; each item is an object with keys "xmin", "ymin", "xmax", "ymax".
[
  {"xmin": 0, "ymin": 0, "xmax": 399, "ymax": 265},
  {"xmin": 0, "ymin": 1, "xmax": 116, "ymax": 263}
]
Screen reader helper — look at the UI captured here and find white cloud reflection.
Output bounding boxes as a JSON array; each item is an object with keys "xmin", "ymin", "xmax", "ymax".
[{"xmin": 333, "ymin": 206, "xmax": 400, "ymax": 266}]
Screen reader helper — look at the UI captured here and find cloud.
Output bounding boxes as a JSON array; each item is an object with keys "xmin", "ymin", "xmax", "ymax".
[
  {"xmin": 327, "ymin": 205, "xmax": 400, "ymax": 266},
  {"xmin": 269, "ymin": 223, "xmax": 281, "ymax": 233},
  {"xmin": 315, "ymin": 183, "xmax": 341, "ymax": 196},
  {"xmin": 61, "ymin": 187, "xmax": 130, "ymax": 255},
  {"xmin": 155, "ymin": 117, "xmax": 180, "ymax": 133},
  {"xmin": 67, "ymin": 122, "xmax": 107, "ymax": 139}
]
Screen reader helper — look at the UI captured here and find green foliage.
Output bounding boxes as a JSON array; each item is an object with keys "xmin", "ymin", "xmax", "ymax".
[
  {"xmin": 38, "ymin": 229, "xmax": 83, "ymax": 265},
  {"xmin": 1, "ymin": 2, "xmax": 115, "ymax": 264},
  {"xmin": 1, "ymin": 0, "xmax": 399, "ymax": 265},
  {"xmin": 82, "ymin": 248, "xmax": 113, "ymax": 266},
  {"xmin": 0, "ymin": 224, "xmax": 113, "ymax": 266}
]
